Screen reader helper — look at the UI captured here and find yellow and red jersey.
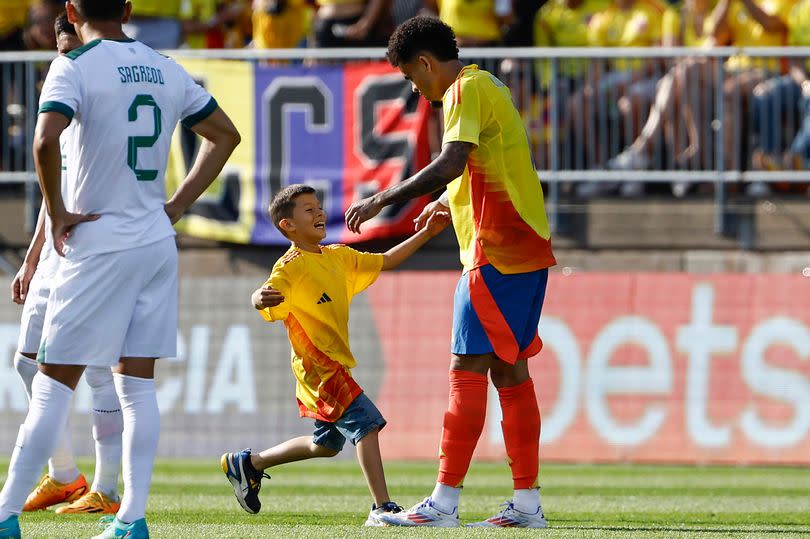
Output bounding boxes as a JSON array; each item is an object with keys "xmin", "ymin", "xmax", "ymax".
[
  {"xmin": 442, "ymin": 65, "xmax": 557, "ymax": 275},
  {"xmin": 260, "ymin": 244, "xmax": 383, "ymax": 421}
]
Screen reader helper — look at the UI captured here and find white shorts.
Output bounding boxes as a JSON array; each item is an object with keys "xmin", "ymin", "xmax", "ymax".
[
  {"xmin": 17, "ymin": 256, "xmax": 59, "ymax": 355},
  {"xmin": 39, "ymin": 237, "xmax": 178, "ymax": 366}
]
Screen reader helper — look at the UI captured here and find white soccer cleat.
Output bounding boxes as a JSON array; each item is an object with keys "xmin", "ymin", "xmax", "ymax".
[
  {"xmin": 467, "ymin": 500, "xmax": 549, "ymax": 528},
  {"xmin": 377, "ymin": 497, "xmax": 460, "ymax": 527}
]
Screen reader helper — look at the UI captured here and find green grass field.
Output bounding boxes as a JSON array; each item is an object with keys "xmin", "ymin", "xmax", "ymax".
[{"xmin": 5, "ymin": 458, "xmax": 810, "ymax": 538}]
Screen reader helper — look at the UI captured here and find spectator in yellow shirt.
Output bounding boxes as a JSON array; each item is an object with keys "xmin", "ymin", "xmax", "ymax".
[
  {"xmin": 749, "ymin": 0, "xmax": 810, "ymax": 193},
  {"xmin": 608, "ymin": 0, "xmax": 717, "ymax": 183},
  {"xmin": 707, "ymin": 0, "xmax": 794, "ymax": 171},
  {"xmin": 533, "ymin": 0, "xmax": 608, "ymax": 169},
  {"xmin": 426, "ymin": 0, "xmax": 512, "ymax": 46},
  {"xmin": 253, "ymin": 0, "xmax": 312, "ymax": 49},
  {"xmin": 569, "ymin": 0, "xmax": 667, "ymax": 171}
]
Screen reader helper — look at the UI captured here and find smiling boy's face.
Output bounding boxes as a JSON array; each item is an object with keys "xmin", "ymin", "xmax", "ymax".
[{"xmin": 281, "ymin": 192, "xmax": 327, "ymax": 242}]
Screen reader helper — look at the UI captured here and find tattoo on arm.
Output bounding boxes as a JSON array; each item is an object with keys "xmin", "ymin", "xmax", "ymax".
[{"xmin": 377, "ymin": 142, "xmax": 474, "ymax": 207}]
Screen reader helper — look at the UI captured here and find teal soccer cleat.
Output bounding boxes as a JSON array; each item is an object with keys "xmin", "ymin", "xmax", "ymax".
[
  {"xmin": 91, "ymin": 517, "xmax": 149, "ymax": 538},
  {"xmin": 0, "ymin": 515, "xmax": 20, "ymax": 539}
]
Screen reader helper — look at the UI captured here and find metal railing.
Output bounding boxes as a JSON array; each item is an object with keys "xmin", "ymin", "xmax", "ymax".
[{"xmin": 3, "ymin": 46, "xmax": 810, "ymax": 244}]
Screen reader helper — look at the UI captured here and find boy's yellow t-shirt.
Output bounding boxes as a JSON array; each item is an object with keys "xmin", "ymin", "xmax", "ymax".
[{"xmin": 260, "ymin": 244, "xmax": 384, "ymax": 422}]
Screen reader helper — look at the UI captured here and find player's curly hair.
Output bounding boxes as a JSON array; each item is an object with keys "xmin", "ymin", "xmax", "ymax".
[
  {"xmin": 269, "ymin": 184, "xmax": 317, "ymax": 235},
  {"xmin": 386, "ymin": 16, "xmax": 459, "ymax": 67},
  {"xmin": 54, "ymin": 12, "xmax": 77, "ymax": 37}
]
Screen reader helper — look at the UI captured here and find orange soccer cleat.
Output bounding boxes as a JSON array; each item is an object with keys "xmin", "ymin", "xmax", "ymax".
[
  {"xmin": 23, "ymin": 474, "xmax": 88, "ymax": 511},
  {"xmin": 56, "ymin": 491, "xmax": 120, "ymax": 514}
]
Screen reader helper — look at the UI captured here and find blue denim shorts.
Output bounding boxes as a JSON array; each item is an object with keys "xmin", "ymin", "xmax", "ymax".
[{"xmin": 312, "ymin": 392, "xmax": 386, "ymax": 452}]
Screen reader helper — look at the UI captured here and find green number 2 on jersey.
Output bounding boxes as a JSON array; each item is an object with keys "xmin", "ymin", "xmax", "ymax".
[{"xmin": 127, "ymin": 94, "xmax": 162, "ymax": 181}]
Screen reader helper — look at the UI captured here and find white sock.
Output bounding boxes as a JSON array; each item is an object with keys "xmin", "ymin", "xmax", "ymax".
[
  {"xmin": 13, "ymin": 353, "xmax": 37, "ymax": 399},
  {"xmin": 48, "ymin": 415, "xmax": 81, "ymax": 485},
  {"xmin": 0, "ymin": 373, "xmax": 74, "ymax": 521},
  {"xmin": 513, "ymin": 488, "xmax": 541, "ymax": 514},
  {"xmin": 87, "ymin": 368, "xmax": 123, "ymax": 499},
  {"xmin": 14, "ymin": 353, "xmax": 80, "ymax": 484},
  {"xmin": 430, "ymin": 482, "xmax": 460, "ymax": 514},
  {"xmin": 114, "ymin": 373, "xmax": 159, "ymax": 523}
]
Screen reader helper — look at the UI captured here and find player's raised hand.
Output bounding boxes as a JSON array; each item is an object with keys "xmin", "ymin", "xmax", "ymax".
[
  {"xmin": 424, "ymin": 210, "xmax": 451, "ymax": 237},
  {"xmin": 345, "ymin": 196, "xmax": 383, "ymax": 234},
  {"xmin": 11, "ymin": 261, "xmax": 37, "ymax": 304},
  {"xmin": 414, "ymin": 199, "xmax": 450, "ymax": 232},
  {"xmin": 252, "ymin": 286, "xmax": 285, "ymax": 310},
  {"xmin": 51, "ymin": 210, "xmax": 100, "ymax": 257}
]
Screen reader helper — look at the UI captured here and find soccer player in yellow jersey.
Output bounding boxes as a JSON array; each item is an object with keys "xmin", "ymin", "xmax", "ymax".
[
  {"xmin": 221, "ymin": 184, "xmax": 450, "ymax": 526},
  {"xmin": 345, "ymin": 16, "xmax": 556, "ymax": 528}
]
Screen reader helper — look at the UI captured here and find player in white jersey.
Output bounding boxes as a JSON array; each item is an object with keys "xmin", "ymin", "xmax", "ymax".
[
  {"xmin": 0, "ymin": 0, "xmax": 241, "ymax": 537},
  {"xmin": 11, "ymin": 13, "xmax": 123, "ymax": 516}
]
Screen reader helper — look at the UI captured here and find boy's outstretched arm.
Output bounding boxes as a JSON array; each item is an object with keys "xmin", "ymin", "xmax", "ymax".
[{"xmin": 381, "ymin": 211, "xmax": 450, "ymax": 271}]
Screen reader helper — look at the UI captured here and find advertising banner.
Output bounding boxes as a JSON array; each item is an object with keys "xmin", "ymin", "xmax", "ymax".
[
  {"xmin": 166, "ymin": 60, "xmax": 432, "ymax": 245},
  {"xmin": 1, "ymin": 273, "xmax": 807, "ymax": 464}
]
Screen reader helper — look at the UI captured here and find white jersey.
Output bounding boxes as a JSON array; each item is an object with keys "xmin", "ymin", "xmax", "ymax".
[{"xmin": 38, "ymin": 38, "xmax": 215, "ymax": 259}]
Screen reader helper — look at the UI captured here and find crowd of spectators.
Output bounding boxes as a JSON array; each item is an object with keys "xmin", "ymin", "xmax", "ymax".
[{"xmin": 2, "ymin": 0, "xmax": 810, "ymax": 196}]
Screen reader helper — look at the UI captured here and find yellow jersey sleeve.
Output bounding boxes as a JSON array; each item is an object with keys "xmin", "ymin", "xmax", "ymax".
[
  {"xmin": 339, "ymin": 246, "xmax": 384, "ymax": 296},
  {"xmin": 259, "ymin": 266, "xmax": 294, "ymax": 322},
  {"xmin": 442, "ymin": 76, "xmax": 485, "ymax": 147}
]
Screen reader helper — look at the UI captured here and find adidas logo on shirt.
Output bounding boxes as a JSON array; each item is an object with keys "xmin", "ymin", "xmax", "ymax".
[{"xmin": 317, "ymin": 293, "xmax": 332, "ymax": 304}]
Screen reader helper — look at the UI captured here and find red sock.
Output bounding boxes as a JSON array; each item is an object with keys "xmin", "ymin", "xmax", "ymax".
[
  {"xmin": 498, "ymin": 378, "xmax": 541, "ymax": 490},
  {"xmin": 437, "ymin": 370, "xmax": 488, "ymax": 487}
]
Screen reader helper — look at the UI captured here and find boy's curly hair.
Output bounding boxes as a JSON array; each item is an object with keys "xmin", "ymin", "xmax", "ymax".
[{"xmin": 386, "ymin": 16, "xmax": 459, "ymax": 67}]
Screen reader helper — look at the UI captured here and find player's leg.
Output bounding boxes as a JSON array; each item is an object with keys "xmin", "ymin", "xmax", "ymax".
[
  {"xmin": 93, "ymin": 238, "xmax": 177, "ymax": 539},
  {"xmin": 1, "ymin": 261, "xmax": 105, "ymax": 531},
  {"xmin": 98, "ymin": 238, "xmax": 177, "ymax": 538},
  {"xmin": 223, "ymin": 426, "xmax": 341, "ymax": 514},
  {"xmin": 0, "ymin": 364, "xmax": 86, "ymax": 531},
  {"xmin": 382, "ymin": 271, "xmax": 494, "ymax": 528},
  {"xmin": 56, "ymin": 366, "xmax": 122, "ymax": 514},
  {"xmin": 111, "ymin": 358, "xmax": 158, "ymax": 527},
  {"xmin": 14, "ymin": 350, "xmax": 85, "ymax": 511},
  {"xmin": 13, "ymin": 270, "xmax": 88, "ymax": 512},
  {"xmin": 470, "ymin": 268, "xmax": 548, "ymax": 529},
  {"xmin": 332, "ymin": 392, "xmax": 402, "ymax": 526}
]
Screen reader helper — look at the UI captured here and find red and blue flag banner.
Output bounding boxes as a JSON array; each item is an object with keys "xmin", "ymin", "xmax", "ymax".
[{"xmin": 167, "ymin": 60, "xmax": 432, "ymax": 245}]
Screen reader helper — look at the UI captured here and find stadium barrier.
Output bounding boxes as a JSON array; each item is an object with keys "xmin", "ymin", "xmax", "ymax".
[
  {"xmin": 1, "ymin": 272, "xmax": 808, "ymax": 464},
  {"xmin": 3, "ymin": 47, "xmax": 810, "ymax": 243}
]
